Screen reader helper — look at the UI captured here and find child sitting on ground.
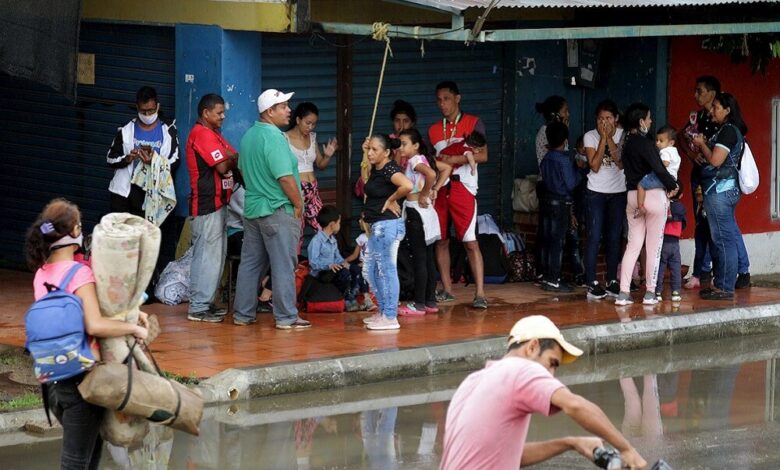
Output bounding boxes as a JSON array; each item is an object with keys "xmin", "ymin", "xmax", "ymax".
[
  {"xmin": 438, "ymin": 130, "xmax": 486, "ymax": 176},
  {"xmin": 308, "ymin": 206, "xmax": 367, "ymax": 312},
  {"xmin": 655, "ymin": 185, "xmax": 686, "ymax": 302},
  {"xmin": 344, "ymin": 215, "xmax": 376, "ymax": 311},
  {"xmin": 635, "ymin": 126, "xmax": 681, "ymax": 218}
]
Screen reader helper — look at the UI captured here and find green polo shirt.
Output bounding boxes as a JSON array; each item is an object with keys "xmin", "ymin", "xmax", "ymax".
[{"xmin": 239, "ymin": 121, "xmax": 301, "ymax": 219}]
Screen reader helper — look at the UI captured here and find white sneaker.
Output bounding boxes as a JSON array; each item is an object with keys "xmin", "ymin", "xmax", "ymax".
[
  {"xmin": 642, "ymin": 292, "xmax": 658, "ymax": 305},
  {"xmin": 615, "ymin": 292, "xmax": 633, "ymax": 306},
  {"xmin": 362, "ymin": 313, "xmax": 383, "ymax": 325},
  {"xmin": 366, "ymin": 316, "xmax": 400, "ymax": 330}
]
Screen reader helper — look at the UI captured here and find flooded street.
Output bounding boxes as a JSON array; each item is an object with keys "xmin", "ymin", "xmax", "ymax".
[{"xmin": 4, "ymin": 334, "xmax": 780, "ymax": 469}]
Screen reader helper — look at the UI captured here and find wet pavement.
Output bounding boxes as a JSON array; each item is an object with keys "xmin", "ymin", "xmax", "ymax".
[
  {"xmin": 3, "ymin": 268, "xmax": 780, "ymax": 379},
  {"xmin": 4, "ymin": 334, "xmax": 780, "ymax": 469}
]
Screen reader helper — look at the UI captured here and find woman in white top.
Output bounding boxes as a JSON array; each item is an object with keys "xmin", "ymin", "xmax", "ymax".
[
  {"xmin": 582, "ymin": 99, "xmax": 627, "ymax": 300},
  {"xmin": 285, "ymin": 102, "xmax": 338, "ymax": 230}
]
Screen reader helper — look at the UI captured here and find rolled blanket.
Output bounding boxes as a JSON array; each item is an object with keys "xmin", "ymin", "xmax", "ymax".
[{"xmin": 91, "ymin": 213, "xmax": 161, "ymax": 447}]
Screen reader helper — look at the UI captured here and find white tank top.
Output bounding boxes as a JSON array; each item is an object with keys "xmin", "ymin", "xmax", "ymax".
[{"xmin": 286, "ymin": 132, "xmax": 317, "ymax": 173}]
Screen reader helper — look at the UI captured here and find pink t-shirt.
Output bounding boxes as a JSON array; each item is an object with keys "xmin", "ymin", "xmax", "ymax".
[
  {"xmin": 440, "ymin": 356, "xmax": 565, "ymax": 470},
  {"xmin": 33, "ymin": 260, "xmax": 96, "ymax": 300}
]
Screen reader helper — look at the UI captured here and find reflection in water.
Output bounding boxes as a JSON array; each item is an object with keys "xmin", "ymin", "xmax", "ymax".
[{"xmin": 2, "ymin": 344, "xmax": 778, "ymax": 469}]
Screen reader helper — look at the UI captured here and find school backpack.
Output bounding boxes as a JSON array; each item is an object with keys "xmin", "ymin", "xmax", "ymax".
[
  {"xmin": 298, "ymin": 275, "xmax": 345, "ymax": 313},
  {"xmin": 25, "ymin": 264, "xmax": 96, "ymax": 384}
]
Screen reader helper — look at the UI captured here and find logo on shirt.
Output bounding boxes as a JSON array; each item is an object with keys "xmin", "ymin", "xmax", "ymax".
[{"xmin": 211, "ymin": 149, "xmax": 224, "ymax": 161}]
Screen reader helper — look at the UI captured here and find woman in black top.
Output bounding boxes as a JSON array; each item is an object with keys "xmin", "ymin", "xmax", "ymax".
[
  {"xmin": 615, "ymin": 103, "xmax": 678, "ymax": 306},
  {"xmin": 361, "ymin": 134, "xmax": 412, "ymax": 330}
]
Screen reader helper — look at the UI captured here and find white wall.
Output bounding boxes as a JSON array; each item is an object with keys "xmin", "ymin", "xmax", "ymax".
[{"xmin": 679, "ymin": 231, "xmax": 780, "ymax": 275}]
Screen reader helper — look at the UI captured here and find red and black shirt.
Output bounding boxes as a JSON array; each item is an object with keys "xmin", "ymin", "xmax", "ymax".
[{"xmin": 186, "ymin": 123, "xmax": 236, "ymax": 216}]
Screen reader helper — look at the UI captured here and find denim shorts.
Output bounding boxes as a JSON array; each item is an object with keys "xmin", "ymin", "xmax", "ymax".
[{"xmin": 639, "ymin": 172, "xmax": 665, "ymax": 191}]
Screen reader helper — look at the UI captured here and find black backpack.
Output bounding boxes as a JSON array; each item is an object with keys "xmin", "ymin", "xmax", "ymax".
[{"xmin": 478, "ymin": 234, "xmax": 509, "ymax": 284}]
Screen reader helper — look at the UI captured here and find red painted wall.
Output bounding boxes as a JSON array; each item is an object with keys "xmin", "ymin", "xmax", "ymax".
[{"xmin": 668, "ymin": 36, "xmax": 780, "ymax": 236}]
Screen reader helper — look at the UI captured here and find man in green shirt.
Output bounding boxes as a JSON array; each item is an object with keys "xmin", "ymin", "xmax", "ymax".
[{"xmin": 233, "ymin": 89, "xmax": 309, "ymax": 329}]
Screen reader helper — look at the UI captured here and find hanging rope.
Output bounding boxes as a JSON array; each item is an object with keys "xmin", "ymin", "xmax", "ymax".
[{"xmin": 361, "ymin": 23, "xmax": 394, "ymax": 186}]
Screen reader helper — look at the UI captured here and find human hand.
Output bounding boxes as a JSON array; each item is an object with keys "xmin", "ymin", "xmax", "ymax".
[
  {"xmin": 324, "ymin": 138, "xmax": 338, "ymax": 158},
  {"xmin": 382, "ymin": 199, "xmax": 401, "ymax": 216},
  {"xmin": 294, "ymin": 205, "xmax": 303, "ymax": 220},
  {"xmin": 140, "ymin": 148, "xmax": 153, "ymax": 164},
  {"xmin": 620, "ymin": 448, "xmax": 648, "ymax": 470},
  {"xmin": 342, "ymin": 261, "xmax": 350, "ymax": 269},
  {"xmin": 133, "ymin": 325, "xmax": 149, "ymax": 342},
  {"xmin": 362, "ymin": 137, "xmax": 370, "ymax": 154},
  {"xmin": 692, "ymin": 133, "xmax": 706, "ymax": 148},
  {"xmin": 429, "ymin": 188, "xmax": 438, "ymax": 203},
  {"xmin": 667, "ymin": 185, "xmax": 680, "ymax": 199},
  {"xmin": 126, "ymin": 149, "xmax": 141, "ymax": 162},
  {"xmin": 419, "ymin": 192, "xmax": 430, "ymax": 208},
  {"xmin": 138, "ymin": 311, "xmax": 150, "ymax": 329},
  {"xmin": 330, "ymin": 263, "xmax": 343, "ymax": 272},
  {"xmin": 570, "ymin": 437, "xmax": 603, "ymax": 460}
]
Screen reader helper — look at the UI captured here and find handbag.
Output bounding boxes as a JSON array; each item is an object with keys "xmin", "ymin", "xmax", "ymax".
[
  {"xmin": 512, "ymin": 176, "xmax": 539, "ymax": 213},
  {"xmin": 78, "ymin": 341, "xmax": 204, "ymax": 436},
  {"xmin": 738, "ymin": 141, "xmax": 759, "ymax": 195}
]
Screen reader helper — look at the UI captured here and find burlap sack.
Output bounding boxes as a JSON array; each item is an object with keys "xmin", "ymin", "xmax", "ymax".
[{"xmin": 78, "ymin": 360, "xmax": 203, "ymax": 436}]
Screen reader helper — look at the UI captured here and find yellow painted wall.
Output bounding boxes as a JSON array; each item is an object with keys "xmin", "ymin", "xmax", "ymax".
[{"xmin": 82, "ymin": 0, "xmax": 291, "ymax": 32}]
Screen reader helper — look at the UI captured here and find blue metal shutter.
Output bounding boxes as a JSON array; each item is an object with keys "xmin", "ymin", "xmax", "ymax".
[
  {"xmin": 351, "ymin": 39, "xmax": 505, "ymax": 223},
  {"xmin": 0, "ymin": 22, "xmax": 175, "ymax": 269},
  {"xmin": 261, "ymin": 34, "xmax": 339, "ymax": 196}
]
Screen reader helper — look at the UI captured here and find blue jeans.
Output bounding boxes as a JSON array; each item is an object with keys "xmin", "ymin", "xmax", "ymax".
[
  {"xmin": 704, "ymin": 187, "xmax": 741, "ymax": 292},
  {"xmin": 639, "ymin": 172, "xmax": 665, "ymax": 190},
  {"xmin": 584, "ymin": 189, "xmax": 627, "ymax": 284},
  {"xmin": 46, "ymin": 375, "xmax": 104, "ymax": 470},
  {"xmin": 361, "ymin": 408, "xmax": 399, "ymax": 470},
  {"xmin": 234, "ymin": 207, "xmax": 301, "ymax": 325},
  {"xmin": 363, "ymin": 218, "xmax": 405, "ymax": 320},
  {"xmin": 656, "ymin": 238, "xmax": 682, "ymax": 292},
  {"xmin": 189, "ymin": 207, "xmax": 227, "ymax": 314}
]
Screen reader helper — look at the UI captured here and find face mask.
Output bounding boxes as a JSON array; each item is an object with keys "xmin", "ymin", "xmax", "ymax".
[
  {"xmin": 639, "ymin": 125, "xmax": 649, "ymax": 136},
  {"xmin": 138, "ymin": 112, "xmax": 158, "ymax": 125},
  {"xmin": 50, "ymin": 234, "xmax": 83, "ymax": 251}
]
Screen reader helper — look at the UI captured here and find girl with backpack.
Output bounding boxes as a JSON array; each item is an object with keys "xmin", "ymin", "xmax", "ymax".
[{"xmin": 25, "ymin": 198, "xmax": 149, "ymax": 470}]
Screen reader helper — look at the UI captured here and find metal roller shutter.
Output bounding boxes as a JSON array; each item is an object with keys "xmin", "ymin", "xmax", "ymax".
[
  {"xmin": 0, "ymin": 22, "xmax": 175, "ymax": 269},
  {"xmin": 351, "ymin": 38, "xmax": 505, "ymax": 224},
  {"xmin": 261, "ymin": 34, "xmax": 339, "ymax": 199}
]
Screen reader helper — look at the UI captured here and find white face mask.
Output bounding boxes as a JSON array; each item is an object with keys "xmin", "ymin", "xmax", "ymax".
[
  {"xmin": 50, "ymin": 234, "xmax": 83, "ymax": 251},
  {"xmin": 138, "ymin": 112, "xmax": 158, "ymax": 126}
]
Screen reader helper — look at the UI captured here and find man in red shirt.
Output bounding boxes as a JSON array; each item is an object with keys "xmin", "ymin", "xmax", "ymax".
[
  {"xmin": 185, "ymin": 93, "xmax": 238, "ymax": 322},
  {"xmin": 441, "ymin": 315, "xmax": 647, "ymax": 470},
  {"xmin": 428, "ymin": 81, "xmax": 488, "ymax": 309}
]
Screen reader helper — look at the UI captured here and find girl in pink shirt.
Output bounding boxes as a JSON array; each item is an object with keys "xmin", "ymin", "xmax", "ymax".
[{"xmin": 26, "ymin": 198, "xmax": 149, "ymax": 469}]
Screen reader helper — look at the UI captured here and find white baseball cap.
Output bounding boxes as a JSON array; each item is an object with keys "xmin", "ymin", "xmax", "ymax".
[
  {"xmin": 507, "ymin": 315, "xmax": 583, "ymax": 364},
  {"xmin": 257, "ymin": 89, "xmax": 294, "ymax": 114}
]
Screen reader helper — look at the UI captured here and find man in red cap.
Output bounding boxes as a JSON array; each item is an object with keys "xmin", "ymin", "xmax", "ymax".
[{"xmin": 440, "ymin": 315, "xmax": 647, "ymax": 470}]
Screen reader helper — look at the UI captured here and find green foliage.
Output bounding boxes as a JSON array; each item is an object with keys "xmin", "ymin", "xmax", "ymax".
[{"xmin": 0, "ymin": 392, "xmax": 42, "ymax": 412}]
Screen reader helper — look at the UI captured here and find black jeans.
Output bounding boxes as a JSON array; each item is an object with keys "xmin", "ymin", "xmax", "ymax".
[
  {"xmin": 46, "ymin": 375, "xmax": 104, "ymax": 470},
  {"xmin": 540, "ymin": 199, "xmax": 570, "ymax": 282},
  {"xmin": 317, "ymin": 263, "xmax": 365, "ymax": 301},
  {"xmin": 405, "ymin": 207, "xmax": 437, "ymax": 306},
  {"xmin": 584, "ymin": 189, "xmax": 627, "ymax": 284}
]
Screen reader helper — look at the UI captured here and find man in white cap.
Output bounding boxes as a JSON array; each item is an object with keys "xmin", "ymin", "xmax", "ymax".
[
  {"xmin": 233, "ymin": 89, "xmax": 309, "ymax": 329},
  {"xmin": 440, "ymin": 315, "xmax": 647, "ymax": 470}
]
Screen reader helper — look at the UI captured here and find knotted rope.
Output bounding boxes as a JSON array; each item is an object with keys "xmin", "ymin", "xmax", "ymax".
[{"xmin": 361, "ymin": 23, "xmax": 394, "ymax": 186}]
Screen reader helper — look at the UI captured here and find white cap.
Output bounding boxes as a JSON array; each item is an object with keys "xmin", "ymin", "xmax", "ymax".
[
  {"xmin": 507, "ymin": 315, "xmax": 583, "ymax": 364},
  {"xmin": 257, "ymin": 89, "xmax": 294, "ymax": 114}
]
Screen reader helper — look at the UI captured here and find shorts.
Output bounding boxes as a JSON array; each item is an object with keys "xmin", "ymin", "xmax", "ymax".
[
  {"xmin": 434, "ymin": 181, "xmax": 477, "ymax": 242},
  {"xmin": 639, "ymin": 173, "xmax": 666, "ymax": 191}
]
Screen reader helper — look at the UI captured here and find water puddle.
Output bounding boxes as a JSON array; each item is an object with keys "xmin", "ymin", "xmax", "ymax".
[{"xmin": 4, "ymin": 333, "xmax": 780, "ymax": 469}]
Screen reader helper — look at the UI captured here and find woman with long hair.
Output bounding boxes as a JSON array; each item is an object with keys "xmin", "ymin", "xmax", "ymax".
[
  {"xmin": 285, "ymin": 102, "xmax": 338, "ymax": 231},
  {"xmin": 615, "ymin": 103, "xmax": 678, "ymax": 306},
  {"xmin": 693, "ymin": 92, "xmax": 749, "ymax": 299},
  {"xmin": 360, "ymin": 134, "xmax": 412, "ymax": 330}
]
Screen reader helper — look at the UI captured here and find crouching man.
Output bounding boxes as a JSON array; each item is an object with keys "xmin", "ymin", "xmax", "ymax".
[{"xmin": 440, "ymin": 315, "xmax": 647, "ymax": 469}]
